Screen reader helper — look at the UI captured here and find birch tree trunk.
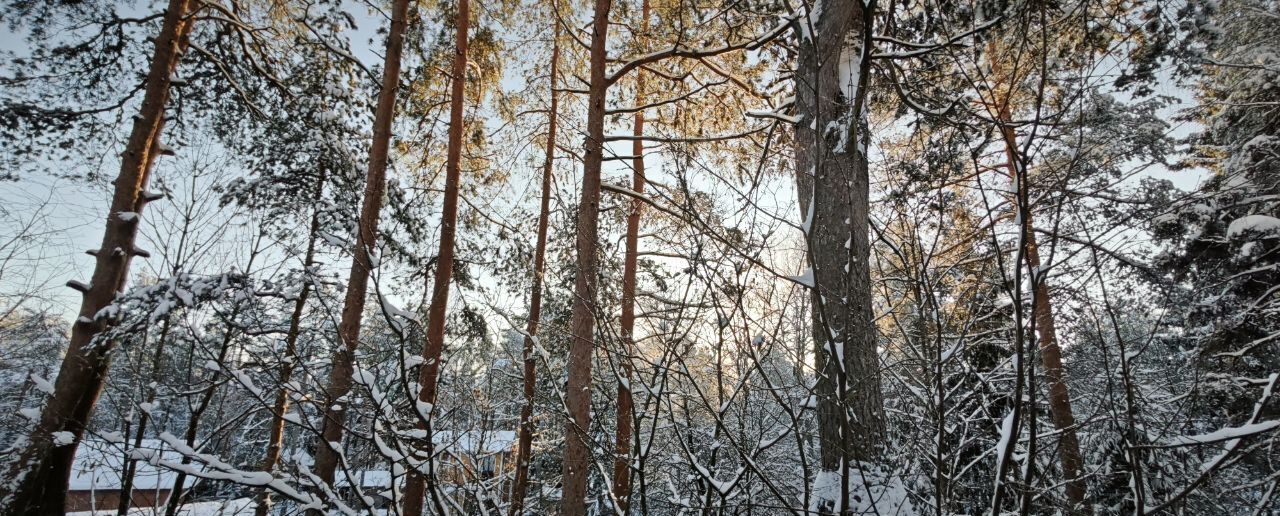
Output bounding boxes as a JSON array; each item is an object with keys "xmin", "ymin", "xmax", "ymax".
[{"xmin": 0, "ymin": 1, "xmax": 195, "ymax": 512}]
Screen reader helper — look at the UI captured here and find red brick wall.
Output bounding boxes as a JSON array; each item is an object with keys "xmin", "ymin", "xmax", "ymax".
[{"xmin": 65, "ymin": 489, "xmax": 170, "ymax": 512}]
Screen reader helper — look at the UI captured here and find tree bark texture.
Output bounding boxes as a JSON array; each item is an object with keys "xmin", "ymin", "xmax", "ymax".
[
  {"xmin": 794, "ymin": 0, "xmax": 886, "ymax": 503},
  {"xmin": 402, "ymin": 0, "xmax": 470, "ymax": 513},
  {"xmin": 311, "ymin": 0, "xmax": 411, "ymax": 501},
  {"xmin": 561, "ymin": 0, "xmax": 613, "ymax": 512}
]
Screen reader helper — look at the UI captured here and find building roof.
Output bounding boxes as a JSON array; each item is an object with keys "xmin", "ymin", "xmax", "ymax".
[
  {"xmin": 334, "ymin": 469, "xmax": 393, "ymax": 488},
  {"xmin": 69, "ymin": 438, "xmax": 198, "ymax": 491},
  {"xmin": 66, "ymin": 498, "xmax": 253, "ymax": 515},
  {"xmin": 432, "ymin": 430, "xmax": 516, "ymax": 455},
  {"xmin": 331, "ymin": 430, "xmax": 516, "ymax": 489}
]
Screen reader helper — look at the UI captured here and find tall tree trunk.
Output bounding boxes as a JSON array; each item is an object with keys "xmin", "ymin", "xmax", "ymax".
[
  {"xmin": 255, "ymin": 179, "xmax": 326, "ymax": 516},
  {"xmin": 996, "ymin": 113, "xmax": 1089, "ymax": 514},
  {"xmin": 0, "ymin": 1, "xmax": 195, "ymax": 513},
  {"xmin": 612, "ymin": 1, "xmax": 647, "ymax": 511},
  {"xmin": 401, "ymin": 0, "xmax": 470, "ymax": 514},
  {"xmin": 311, "ymin": 0, "xmax": 411, "ymax": 500},
  {"xmin": 509, "ymin": 25, "xmax": 559, "ymax": 516},
  {"xmin": 794, "ymin": 0, "xmax": 885, "ymax": 511},
  {"xmin": 561, "ymin": 0, "xmax": 613, "ymax": 511}
]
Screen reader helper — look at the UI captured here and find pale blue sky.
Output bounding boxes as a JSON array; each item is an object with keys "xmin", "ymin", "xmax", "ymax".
[{"xmin": 0, "ymin": 1, "xmax": 1209, "ymax": 328}]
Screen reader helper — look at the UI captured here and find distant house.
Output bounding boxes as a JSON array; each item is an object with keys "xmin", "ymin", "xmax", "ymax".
[
  {"xmin": 335, "ymin": 469, "xmax": 395, "ymax": 508},
  {"xmin": 65, "ymin": 438, "xmax": 198, "ymax": 512},
  {"xmin": 333, "ymin": 430, "xmax": 518, "ymax": 507},
  {"xmin": 433, "ymin": 430, "xmax": 517, "ymax": 492}
]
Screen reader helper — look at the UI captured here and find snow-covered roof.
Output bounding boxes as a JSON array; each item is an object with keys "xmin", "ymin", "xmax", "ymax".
[
  {"xmin": 433, "ymin": 430, "xmax": 516, "ymax": 454},
  {"xmin": 69, "ymin": 438, "xmax": 198, "ymax": 491},
  {"xmin": 66, "ymin": 497, "xmax": 253, "ymax": 515},
  {"xmin": 334, "ymin": 470, "xmax": 393, "ymax": 488}
]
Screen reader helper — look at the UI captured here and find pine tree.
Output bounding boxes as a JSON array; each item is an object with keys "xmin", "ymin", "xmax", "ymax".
[
  {"xmin": 311, "ymin": 0, "xmax": 412, "ymax": 503},
  {"xmin": 794, "ymin": 0, "xmax": 887, "ymax": 512},
  {"xmin": 0, "ymin": 1, "xmax": 196, "ymax": 511},
  {"xmin": 402, "ymin": 0, "xmax": 472, "ymax": 513},
  {"xmin": 509, "ymin": 14, "xmax": 560, "ymax": 516}
]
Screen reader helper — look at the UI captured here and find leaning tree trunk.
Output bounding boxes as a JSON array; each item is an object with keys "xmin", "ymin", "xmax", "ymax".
[
  {"xmin": 794, "ymin": 0, "xmax": 885, "ymax": 512},
  {"xmin": 996, "ymin": 107, "xmax": 1089, "ymax": 514},
  {"xmin": 612, "ymin": 0, "xmax": 647, "ymax": 510},
  {"xmin": 561, "ymin": 0, "xmax": 613, "ymax": 512},
  {"xmin": 255, "ymin": 177, "xmax": 325, "ymax": 516},
  {"xmin": 311, "ymin": 0, "xmax": 411, "ymax": 501},
  {"xmin": 509, "ymin": 24, "xmax": 559, "ymax": 516},
  {"xmin": 0, "ymin": 1, "xmax": 195, "ymax": 513},
  {"xmin": 401, "ymin": 0, "xmax": 470, "ymax": 514}
]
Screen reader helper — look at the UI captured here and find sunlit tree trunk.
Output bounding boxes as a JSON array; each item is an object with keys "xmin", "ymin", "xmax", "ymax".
[
  {"xmin": 312, "ymin": 0, "xmax": 411, "ymax": 503},
  {"xmin": 402, "ymin": 0, "xmax": 470, "ymax": 514},
  {"xmin": 612, "ymin": 0, "xmax": 648, "ymax": 511},
  {"xmin": 509, "ymin": 23, "xmax": 559, "ymax": 516},
  {"xmin": 996, "ymin": 109, "xmax": 1089, "ymax": 513},
  {"xmin": 561, "ymin": 0, "xmax": 613, "ymax": 511},
  {"xmin": 0, "ymin": 1, "xmax": 195, "ymax": 512}
]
